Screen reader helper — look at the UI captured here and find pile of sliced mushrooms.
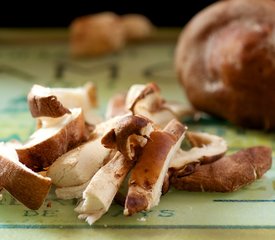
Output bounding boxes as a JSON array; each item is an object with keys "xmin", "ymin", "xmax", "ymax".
[{"xmin": 0, "ymin": 82, "xmax": 272, "ymax": 225}]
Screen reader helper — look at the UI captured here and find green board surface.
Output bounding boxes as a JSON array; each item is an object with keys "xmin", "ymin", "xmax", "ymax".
[{"xmin": 0, "ymin": 29, "xmax": 275, "ymax": 240}]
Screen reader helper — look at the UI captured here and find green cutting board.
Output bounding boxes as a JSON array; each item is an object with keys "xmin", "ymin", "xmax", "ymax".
[{"xmin": 0, "ymin": 29, "xmax": 274, "ymax": 240}]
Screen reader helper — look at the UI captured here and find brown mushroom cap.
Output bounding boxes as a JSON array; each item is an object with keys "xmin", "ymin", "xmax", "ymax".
[{"xmin": 175, "ymin": 0, "xmax": 275, "ymax": 129}]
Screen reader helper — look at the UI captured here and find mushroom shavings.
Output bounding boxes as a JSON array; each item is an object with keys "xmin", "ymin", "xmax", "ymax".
[{"xmin": 0, "ymin": 81, "xmax": 272, "ymax": 225}]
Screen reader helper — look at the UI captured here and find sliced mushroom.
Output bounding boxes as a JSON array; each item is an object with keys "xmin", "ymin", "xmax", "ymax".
[
  {"xmin": 162, "ymin": 101, "xmax": 198, "ymax": 120},
  {"xmin": 48, "ymin": 115, "xmax": 135, "ymax": 193},
  {"xmin": 125, "ymin": 83, "xmax": 193, "ymax": 128},
  {"xmin": 28, "ymin": 85, "xmax": 71, "ymax": 118},
  {"xmin": 125, "ymin": 82, "xmax": 162, "ymax": 113},
  {"xmin": 16, "ymin": 108, "xmax": 87, "ymax": 171},
  {"xmin": 75, "ymin": 152, "xmax": 133, "ymax": 225},
  {"xmin": 47, "ymin": 138, "xmax": 113, "ymax": 187},
  {"xmin": 101, "ymin": 115, "xmax": 154, "ymax": 160},
  {"xmin": 171, "ymin": 146, "xmax": 272, "ymax": 192},
  {"xmin": 169, "ymin": 131, "xmax": 227, "ymax": 172},
  {"xmin": 0, "ymin": 142, "xmax": 52, "ymax": 209},
  {"xmin": 124, "ymin": 119, "xmax": 187, "ymax": 216},
  {"xmin": 55, "ymin": 181, "xmax": 89, "ymax": 200},
  {"xmin": 28, "ymin": 82, "xmax": 100, "ymax": 124},
  {"xmin": 105, "ymin": 92, "xmax": 129, "ymax": 119}
]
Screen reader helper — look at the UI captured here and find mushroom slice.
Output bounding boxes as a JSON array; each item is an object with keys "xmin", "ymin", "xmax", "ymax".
[
  {"xmin": 124, "ymin": 119, "xmax": 187, "ymax": 216},
  {"xmin": 171, "ymin": 146, "xmax": 272, "ymax": 192},
  {"xmin": 47, "ymin": 138, "xmax": 113, "ymax": 187},
  {"xmin": 169, "ymin": 131, "xmax": 227, "ymax": 172},
  {"xmin": 75, "ymin": 152, "xmax": 133, "ymax": 225},
  {"xmin": 48, "ymin": 115, "xmax": 135, "ymax": 193},
  {"xmin": 0, "ymin": 142, "xmax": 52, "ymax": 209},
  {"xmin": 125, "ymin": 82, "xmax": 161, "ymax": 112},
  {"xmin": 28, "ymin": 85, "xmax": 71, "ymax": 118},
  {"xmin": 101, "ymin": 115, "xmax": 154, "ymax": 160},
  {"xmin": 16, "ymin": 108, "xmax": 87, "ymax": 171},
  {"xmin": 125, "ymin": 83, "xmax": 191, "ymax": 128},
  {"xmin": 55, "ymin": 181, "xmax": 89, "ymax": 200},
  {"xmin": 105, "ymin": 92, "xmax": 129, "ymax": 119},
  {"xmin": 28, "ymin": 82, "xmax": 100, "ymax": 124}
]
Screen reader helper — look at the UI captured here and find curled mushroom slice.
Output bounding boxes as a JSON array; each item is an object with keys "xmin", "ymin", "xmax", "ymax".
[
  {"xmin": 124, "ymin": 119, "xmax": 187, "ymax": 216},
  {"xmin": 16, "ymin": 108, "xmax": 87, "ymax": 171},
  {"xmin": 28, "ymin": 85, "xmax": 71, "ymax": 118},
  {"xmin": 28, "ymin": 82, "xmax": 100, "ymax": 124},
  {"xmin": 75, "ymin": 152, "xmax": 133, "ymax": 225},
  {"xmin": 101, "ymin": 115, "xmax": 154, "ymax": 160},
  {"xmin": 169, "ymin": 131, "xmax": 227, "ymax": 173},
  {"xmin": 0, "ymin": 143, "xmax": 52, "ymax": 209},
  {"xmin": 125, "ymin": 83, "xmax": 193, "ymax": 128},
  {"xmin": 171, "ymin": 146, "xmax": 272, "ymax": 192},
  {"xmin": 125, "ymin": 82, "xmax": 161, "ymax": 112}
]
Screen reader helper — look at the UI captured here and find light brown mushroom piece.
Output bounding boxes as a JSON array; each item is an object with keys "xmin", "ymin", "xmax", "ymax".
[
  {"xmin": 121, "ymin": 14, "xmax": 155, "ymax": 42},
  {"xmin": 28, "ymin": 82, "xmax": 100, "ymax": 125},
  {"xmin": 16, "ymin": 108, "xmax": 87, "ymax": 171},
  {"xmin": 125, "ymin": 83, "xmax": 194, "ymax": 128},
  {"xmin": 101, "ymin": 115, "xmax": 154, "ymax": 160},
  {"xmin": 69, "ymin": 12, "xmax": 126, "ymax": 57},
  {"xmin": 47, "ymin": 115, "xmax": 135, "ymax": 188},
  {"xmin": 74, "ymin": 115, "xmax": 155, "ymax": 224},
  {"xmin": 0, "ymin": 143, "xmax": 52, "ymax": 209},
  {"xmin": 169, "ymin": 131, "xmax": 227, "ymax": 172},
  {"xmin": 75, "ymin": 152, "xmax": 133, "ymax": 225},
  {"xmin": 28, "ymin": 85, "xmax": 71, "ymax": 118},
  {"xmin": 171, "ymin": 146, "xmax": 272, "ymax": 192},
  {"xmin": 105, "ymin": 92, "xmax": 128, "ymax": 119},
  {"xmin": 124, "ymin": 119, "xmax": 187, "ymax": 216},
  {"xmin": 55, "ymin": 181, "xmax": 89, "ymax": 200}
]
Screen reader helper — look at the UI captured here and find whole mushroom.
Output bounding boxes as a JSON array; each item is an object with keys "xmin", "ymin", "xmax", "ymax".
[{"xmin": 175, "ymin": 0, "xmax": 275, "ymax": 130}]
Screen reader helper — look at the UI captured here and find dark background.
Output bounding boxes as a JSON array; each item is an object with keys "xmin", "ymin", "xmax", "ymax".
[{"xmin": 0, "ymin": 0, "xmax": 218, "ymax": 28}]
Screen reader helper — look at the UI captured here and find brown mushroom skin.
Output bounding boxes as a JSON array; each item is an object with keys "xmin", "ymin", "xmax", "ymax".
[
  {"xmin": 125, "ymin": 119, "xmax": 187, "ymax": 216},
  {"xmin": 0, "ymin": 155, "xmax": 52, "ymax": 210},
  {"xmin": 175, "ymin": 0, "xmax": 275, "ymax": 130},
  {"xmin": 28, "ymin": 94, "xmax": 71, "ymax": 118},
  {"xmin": 121, "ymin": 14, "xmax": 155, "ymax": 41},
  {"xmin": 101, "ymin": 115, "xmax": 153, "ymax": 160},
  {"xmin": 16, "ymin": 111, "xmax": 87, "ymax": 171},
  {"xmin": 171, "ymin": 146, "xmax": 272, "ymax": 192},
  {"xmin": 125, "ymin": 131, "xmax": 176, "ymax": 215},
  {"xmin": 69, "ymin": 12, "xmax": 125, "ymax": 57}
]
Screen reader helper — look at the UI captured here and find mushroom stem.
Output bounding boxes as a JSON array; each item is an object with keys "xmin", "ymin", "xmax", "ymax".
[
  {"xmin": 55, "ymin": 181, "xmax": 89, "ymax": 200},
  {"xmin": 124, "ymin": 119, "xmax": 187, "ymax": 216},
  {"xmin": 75, "ymin": 152, "xmax": 133, "ymax": 225}
]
